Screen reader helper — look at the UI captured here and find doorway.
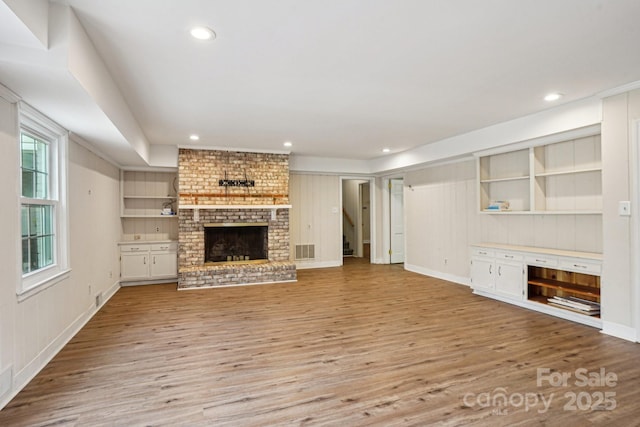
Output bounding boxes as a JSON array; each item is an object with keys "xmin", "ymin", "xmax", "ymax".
[{"xmin": 341, "ymin": 178, "xmax": 373, "ymax": 263}]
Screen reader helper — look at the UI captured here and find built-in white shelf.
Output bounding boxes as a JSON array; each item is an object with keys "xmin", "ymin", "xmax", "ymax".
[
  {"xmin": 534, "ymin": 167, "xmax": 602, "ymax": 178},
  {"xmin": 120, "ymin": 170, "xmax": 178, "ymax": 241},
  {"xmin": 477, "ymin": 134, "xmax": 602, "ymax": 214},
  {"xmin": 479, "ymin": 175, "xmax": 529, "ymax": 184}
]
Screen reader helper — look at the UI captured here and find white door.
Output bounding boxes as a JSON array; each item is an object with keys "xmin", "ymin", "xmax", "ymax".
[{"xmin": 390, "ymin": 178, "xmax": 404, "ymax": 263}]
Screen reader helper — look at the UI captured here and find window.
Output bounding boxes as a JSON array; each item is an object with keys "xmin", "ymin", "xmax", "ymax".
[{"xmin": 18, "ymin": 103, "xmax": 69, "ymax": 297}]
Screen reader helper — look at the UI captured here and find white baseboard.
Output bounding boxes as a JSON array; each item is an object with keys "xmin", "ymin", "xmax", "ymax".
[
  {"xmin": 601, "ymin": 321, "xmax": 637, "ymax": 342},
  {"xmin": 119, "ymin": 278, "xmax": 177, "ymax": 286},
  {"xmin": 1, "ymin": 281, "xmax": 121, "ymax": 410},
  {"xmin": 404, "ymin": 263, "xmax": 471, "ymax": 287},
  {"xmin": 295, "ymin": 260, "xmax": 341, "ymax": 270}
]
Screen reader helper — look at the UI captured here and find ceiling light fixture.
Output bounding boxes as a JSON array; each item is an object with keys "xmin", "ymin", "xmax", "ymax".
[
  {"xmin": 190, "ymin": 26, "xmax": 216, "ymax": 41},
  {"xmin": 283, "ymin": 141, "xmax": 293, "ymax": 147},
  {"xmin": 544, "ymin": 93, "xmax": 563, "ymax": 102},
  {"xmin": 189, "ymin": 134, "xmax": 200, "ymax": 141},
  {"xmin": 382, "ymin": 148, "xmax": 391, "ymax": 153}
]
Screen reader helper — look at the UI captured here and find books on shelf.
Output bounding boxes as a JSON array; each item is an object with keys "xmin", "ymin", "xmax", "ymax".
[
  {"xmin": 547, "ymin": 296, "xmax": 600, "ymax": 316},
  {"xmin": 485, "ymin": 200, "xmax": 510, "ymax": 211}
]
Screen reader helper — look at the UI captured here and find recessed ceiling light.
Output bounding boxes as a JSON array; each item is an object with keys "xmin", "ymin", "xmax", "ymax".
[
  {"xmin": 189, "ymin": 134, "xmax": 200, "ymax": 141},
  {"xmin": 190, "ymin": 26, "xmax": 216, "ymax": 41},
  {"xmin": 544, "ymin": 93, "xmax": 563, "ymax": 102},
  {"xmin": 283, "ymin": 141, "xmax": 293, "ymax": 147},
  {"xmin": 382, "ymin": 148, "xmax": 391, "ymax": 153}
]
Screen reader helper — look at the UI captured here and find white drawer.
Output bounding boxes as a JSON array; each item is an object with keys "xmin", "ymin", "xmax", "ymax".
[
  {"xmin": 120, "ymin": 244, "xmax": 149, "ymax": 252},
  {"xmin": 496, "ymin": 251, "xmax": 522, "ymax": 262},
  {"xmin": 471, "ymin": 248, "xmax": 494, "ymax": 257},
  {"xmin": 525, "ymin": 255, "xmax": 558, "ymax": 267},
  {"xmin": 558, "ymin": 259, "xmax": 601, "ymax": 275},
  {"xmin": 151, "ymin": 243, "xmax": 177, "ymax": 252}
]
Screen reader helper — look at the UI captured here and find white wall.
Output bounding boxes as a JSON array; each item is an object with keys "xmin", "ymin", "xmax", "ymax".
[
  {"xmin": 0, "ymin": 95, "xmax": 121, "ymax": 409},
  {"xmin": 290, "ymin": 173, "xmax": 342, "ymax": 269},
  {"xmin": 600, "ymin": 89, "xmax": 640, "ymax": 340}
]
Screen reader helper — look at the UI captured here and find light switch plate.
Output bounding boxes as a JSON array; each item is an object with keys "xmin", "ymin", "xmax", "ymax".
[{"xmin": 619, "ymin": 201, "xmax": 631, "ymax": 216}]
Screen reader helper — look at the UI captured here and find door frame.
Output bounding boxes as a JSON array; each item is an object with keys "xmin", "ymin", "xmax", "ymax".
[
  {"xmin": 339, "ymin": 176, "xmax": 376, "ymax": 265},
  {"xmin": 380, "ymin": 175, "xmax": 406, "ymax": 264}
]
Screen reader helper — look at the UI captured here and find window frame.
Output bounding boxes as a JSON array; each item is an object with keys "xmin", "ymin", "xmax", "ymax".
[{"xmin": 18, "ymin": 102, "xmax": 70, "ymax": 299}]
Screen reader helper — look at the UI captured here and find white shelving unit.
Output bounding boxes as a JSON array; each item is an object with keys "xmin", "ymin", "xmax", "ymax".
[
  {"xmin": 120, "ymin": 170, "xmax": 178, "ymax": 242},
  {"xmin": 477, "ymin": 134, "xmax": 602, "ymax": 214}
]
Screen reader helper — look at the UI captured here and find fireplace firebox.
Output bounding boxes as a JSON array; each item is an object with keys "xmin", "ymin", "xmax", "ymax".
[{"xmin": 204, "ymin": 222, "xmax": 268, "ymax": 264}]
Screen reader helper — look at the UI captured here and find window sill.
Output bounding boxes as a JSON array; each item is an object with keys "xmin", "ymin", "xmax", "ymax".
[{"xmin": 17, "ymin": 268, "xmax": 72, "ymax": 302}]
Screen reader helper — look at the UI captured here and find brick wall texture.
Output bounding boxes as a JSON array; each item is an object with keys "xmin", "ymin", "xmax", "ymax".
[
  {"xmin": 178, "ymin": 149, "xmax": 289, "ymax": 206},
  {"xmin": 177, "ymin": 149, "xmax": 295, "ymax": 288}
]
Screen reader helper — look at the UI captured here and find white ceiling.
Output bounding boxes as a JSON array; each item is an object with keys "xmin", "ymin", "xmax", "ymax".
[{"xmin": 2, "ymin": 0, "xmax": 640, "ymax": 168}]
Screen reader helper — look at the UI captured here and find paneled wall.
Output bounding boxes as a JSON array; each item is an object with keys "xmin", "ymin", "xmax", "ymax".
[
  {"xmin": 0, "ymin": 95, "xmax": 121, "ymax": 409},
  {"xmin": 404, "ymin": 160, "xmax": 603, "ymax": 283},
  {"xmin": 601, "ymin": 89, "xmax": 640, "ymax": 334},
  {"xmin": 289, "ymin": 174, "xmax": 342, "ymax": 268}
]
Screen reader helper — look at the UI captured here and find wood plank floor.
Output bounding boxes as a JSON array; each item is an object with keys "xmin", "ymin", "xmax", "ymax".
[{"xmin": 1, "ymin": 258, "xmax": 639, "ymax": 426}]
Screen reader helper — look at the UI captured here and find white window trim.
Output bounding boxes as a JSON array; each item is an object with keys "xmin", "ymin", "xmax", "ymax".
[{"xmin": 18, "ymin": 102, "xmax": 71, "ymax": 299}]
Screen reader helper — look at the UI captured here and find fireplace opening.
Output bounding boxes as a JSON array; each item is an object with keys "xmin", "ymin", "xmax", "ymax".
[{"xmin": 204, "ymin": 222, "xmax": 268, "ymax": 264}]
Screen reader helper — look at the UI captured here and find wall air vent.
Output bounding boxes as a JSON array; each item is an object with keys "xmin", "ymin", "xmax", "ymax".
[{"xmin": 295, "ymin": 244, "xmax": 315, "ymax": 260}]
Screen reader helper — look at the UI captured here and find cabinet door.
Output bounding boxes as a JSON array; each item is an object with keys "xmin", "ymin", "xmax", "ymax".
[
  {"xmin": 121, "ymin": 253, "xmax": 149, "ymax": 280},
  {"xmin": 470, "ymin": 258, "xmax": 494, "ymax": 291},
  {"xmin": 495, "ymin": 261, "xmax": 524, "ymax": 299},
  {"xmin": 150, "ymin": 252, "xmax": 177, "ymax": 278}
]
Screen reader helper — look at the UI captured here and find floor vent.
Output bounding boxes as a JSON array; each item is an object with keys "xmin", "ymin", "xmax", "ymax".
[{"xmin": 295, "ymin": 244, "xmax": 315, "ymax": 260}]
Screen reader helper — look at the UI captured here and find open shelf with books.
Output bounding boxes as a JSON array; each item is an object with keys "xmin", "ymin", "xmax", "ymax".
[{"xmin": 527, "ymin": 265, "xmax": 600, "ymax": 317}]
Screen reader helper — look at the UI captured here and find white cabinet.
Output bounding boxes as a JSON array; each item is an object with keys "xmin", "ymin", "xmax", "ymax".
[
  {"xmin": 470, "ymin": 243, "xmax": 602, "ymax": 328},
  {"xmin": 494, "ymin": 259, "xmax": 524, "ymax": 299},
  {"xmin": 121, "ymin": 251, "xmax": 149, "ymax": 280},
  {"xmin": 470, "ymin": 248, "xmax": 495, "ymax": 291},
  {"xmin": 120, "ymin": 242, "xmax": 177, "ymax": 283},
  {"xmin": 477, "ymin": 133, "xmax": 602, "ymax": 214},
  {"xmin": 470, "ymin": 248, "xmax": 524, "ymax": 300},
  {"xmin": 150, "ymin": 244, "xmax": 178, "ymax": 278}
]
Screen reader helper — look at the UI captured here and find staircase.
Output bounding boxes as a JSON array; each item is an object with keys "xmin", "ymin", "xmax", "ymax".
[{"xmin": 343, "ymin": 235, "xmax": 354, "ymax": 256}]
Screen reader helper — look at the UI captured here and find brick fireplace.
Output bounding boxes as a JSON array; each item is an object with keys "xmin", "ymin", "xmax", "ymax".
[{"xmin": 177, "ymin": 149, "xmax": 296, "ymax": 289}]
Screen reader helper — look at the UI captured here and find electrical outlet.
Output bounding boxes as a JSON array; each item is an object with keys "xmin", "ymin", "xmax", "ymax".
[
  {"xmin": 156, "ymin": 226, "xmax": 160, "ymax": 232},
  {"xmin": 619, "ymin": 201, "xmax": 631, "ymax": 216}
]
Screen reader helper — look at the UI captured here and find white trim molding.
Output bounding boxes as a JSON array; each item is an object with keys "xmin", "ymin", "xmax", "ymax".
[
  {"xmin": 601, "ymin": 321, "xmax": 637, "ymax": 342},
  {"xmin": 404, "ymin": 264, "xmax": 471, "ymax": 287}
]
